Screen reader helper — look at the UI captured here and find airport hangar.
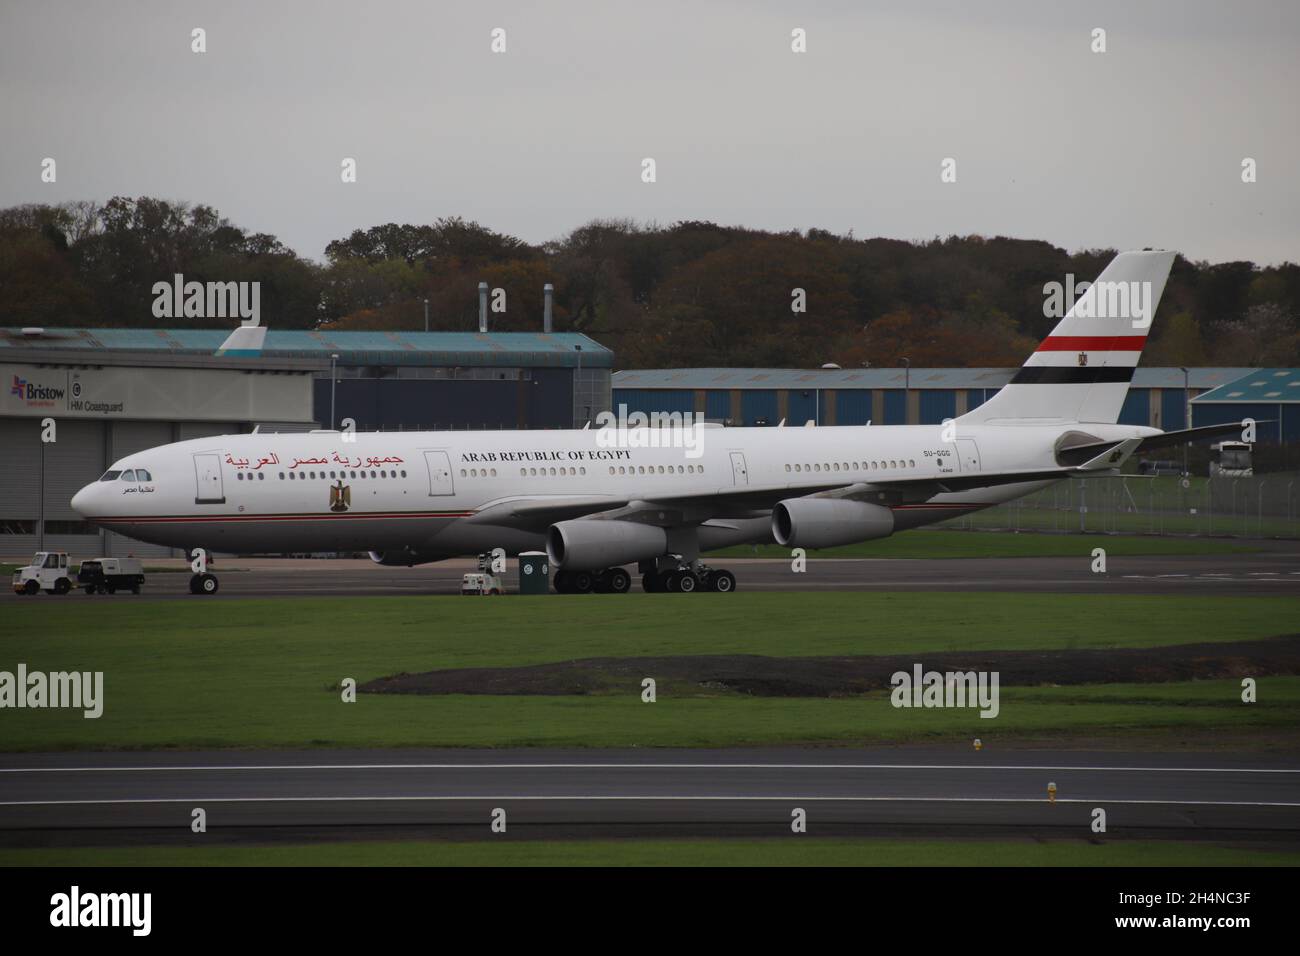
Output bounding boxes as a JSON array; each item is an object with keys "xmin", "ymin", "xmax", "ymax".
[
  {"xmin": 612, "ymin": 366, "xmax": 1300, "ymax": 442},
  {"xmin": 1, "ymin": 327, "xmax": 612, "ymax": 558}
]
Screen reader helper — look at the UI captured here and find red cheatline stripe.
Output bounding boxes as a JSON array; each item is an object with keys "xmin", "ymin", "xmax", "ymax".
[
  {"xmin": 90, "ymin": 512, "xmax": 474, "ymax": 524},
  {"xmin": 1036, "ymin": 335, "xmax": 1147, "ymax": 352}
]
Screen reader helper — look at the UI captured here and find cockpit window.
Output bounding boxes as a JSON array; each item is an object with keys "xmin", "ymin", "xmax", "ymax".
[
  {"xmin": 99, "ymin": 470, "xmax": 121, "ymax": 482},
  {"xmin": 120, "ymin": 469, "xmax": 136, "ymax": 481},
  {"xmin": 135, "ymin": 469, "xmax": 152, "ymax": 481}
]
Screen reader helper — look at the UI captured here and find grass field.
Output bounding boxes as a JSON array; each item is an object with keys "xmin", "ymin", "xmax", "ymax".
[
  {"xmin": 2, "ymin": 592, "xmax": 1295, "ymax": 751},
  {"xmin": 3, "ymin": 838, "xmax": 1297, "ymax": 867}
]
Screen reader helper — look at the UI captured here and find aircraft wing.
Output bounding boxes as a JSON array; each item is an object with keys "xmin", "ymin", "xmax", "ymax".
[{"xmin": 464, "ymin": 470, "xmax": 1079, "ymax": 530}]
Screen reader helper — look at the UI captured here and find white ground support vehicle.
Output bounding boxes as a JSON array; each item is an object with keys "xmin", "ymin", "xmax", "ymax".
[
  {"xmin": 461, "ymin": 572, "xmax": 504, "ymax": 595},
  {"xmin": 1210, "ymin": 441, "xmax": 1254, "ymax": 478},
  {"xmin": 77, "ymin": 557, "xmax": 146, "ymax": 595},
  {"xmin": 12, "ymin": 551, "xmax": 74, "ymax": 596}
]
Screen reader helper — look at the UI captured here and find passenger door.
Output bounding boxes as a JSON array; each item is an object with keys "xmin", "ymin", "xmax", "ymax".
[
  {"xmin": 955, "ymin": 438, "xmax": 982, "ymax": 474},
  {"xmin": 730, "ymin": 451, "xmax": 749, "ymax": 486},
  {"xmin": 193, "ymin": 453, "xmax": 225, "ymax": 504},
  {"xmin": 424, "ymin": 450, "xmax": 455, "ymax": 496}
]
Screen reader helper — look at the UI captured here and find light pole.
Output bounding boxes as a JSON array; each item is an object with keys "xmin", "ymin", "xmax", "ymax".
[
  {"xmin": 1180, "ymin": 366, "xmax": 1190, "ymax": 475},
  {"xmin": 330, "ymin": 353, "xmax": 339, "ymax": 429},
  {"xmin": 574, "ymin": 345, "xmax": 583, "ymax": 428},
  {"xmin": 423, "ymin": 298, "xmax": 429, "ymax": 333}
]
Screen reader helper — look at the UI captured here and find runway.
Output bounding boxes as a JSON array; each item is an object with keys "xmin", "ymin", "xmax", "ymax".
[
  {"xmin": 4, "ymin": 549, "xmax": 1298, "ymax": 601},
  {"xmin": 2, "ymin": 748, "xmax": 1298, "ymax": 844}
]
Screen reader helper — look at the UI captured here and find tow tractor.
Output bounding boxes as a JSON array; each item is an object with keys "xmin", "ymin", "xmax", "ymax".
[
  {"xmin": 12, "ymin": 551, "xmax": 74, "ymax": 595},
  {"xmin": 461, "ymin": 572, "xmax": 504, "ymax": 595}
]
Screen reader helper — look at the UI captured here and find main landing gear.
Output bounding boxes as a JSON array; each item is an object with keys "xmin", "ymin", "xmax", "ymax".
[
  {"xmin": 553, "ymin": 564, "xmax": 735, "ymax": 593},
  {"xmin": 553, "ymin": 567, "xmax": 633, "ymax": 594},
  {"xmin": 188, "ymin": 573, "xmax": 219, "ymax": 595},
  {"xmin": 641, "ymin": 564, "xmax": 736, "ymax": 594}
]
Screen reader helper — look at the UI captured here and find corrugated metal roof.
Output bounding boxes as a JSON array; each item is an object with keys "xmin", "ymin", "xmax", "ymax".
[
  {"xmin": 613, "ymin": 367, "xmax": 1259, "ymax": 390},
  {"xmin": 1193, "ymin": 368, "xmax": 1300, "ymax": 404},
  {"xmin": 0, "ymin": 328, "xmax": 613, "ymax": 368}
]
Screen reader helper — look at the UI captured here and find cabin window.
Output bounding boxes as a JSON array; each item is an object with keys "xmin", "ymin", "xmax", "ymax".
[{"xmin": 258, "ymin": 472, "xmax": 265, "ymax": 480}]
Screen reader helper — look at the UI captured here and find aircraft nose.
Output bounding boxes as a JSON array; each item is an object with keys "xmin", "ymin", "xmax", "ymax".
[{"xmin": 70, "ymin": 483, "xmax": 94, "ymax": 516}]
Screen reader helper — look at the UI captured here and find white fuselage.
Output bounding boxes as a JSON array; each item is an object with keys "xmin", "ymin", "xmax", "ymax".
[{"xmin": 70, "ymin": 421, "xmax": 1155, "ymax": 560}]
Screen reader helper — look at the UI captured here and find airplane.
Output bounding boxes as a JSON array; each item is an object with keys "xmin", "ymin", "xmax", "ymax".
[{"xmin": 69, "ymin": 250, "xmax": 1243, "ymax": 595}]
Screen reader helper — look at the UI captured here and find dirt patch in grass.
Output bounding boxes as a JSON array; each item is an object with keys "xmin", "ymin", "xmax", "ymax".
[{"xmin": 361, "ymin": 634, "xmax": 1300, "ymax": 698}]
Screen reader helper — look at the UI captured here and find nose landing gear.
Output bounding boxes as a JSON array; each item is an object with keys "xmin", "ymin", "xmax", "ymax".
[{"xmin": 188, "ymin": 573, "xmax": 219, "ymax": 595}]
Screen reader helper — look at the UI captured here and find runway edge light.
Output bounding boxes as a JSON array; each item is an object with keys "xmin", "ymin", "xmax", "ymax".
[{"xmin": 1047, "ymin": 781, "xmax": 1057, "ymax": 803}]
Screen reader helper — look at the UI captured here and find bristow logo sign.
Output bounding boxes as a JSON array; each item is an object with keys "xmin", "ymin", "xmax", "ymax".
[
  {"xmin": 152, "ymin": 273, "xmax": 260, "ymax": 326},
  {"xmin": 10, "ymin": 374, "xmax": 64, "ymax": 403}
]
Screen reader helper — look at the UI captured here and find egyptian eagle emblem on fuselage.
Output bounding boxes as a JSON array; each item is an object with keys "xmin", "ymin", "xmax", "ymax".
[{"xmin": 329, "ymin": 480, "xmax": 351, "ymax": 513}]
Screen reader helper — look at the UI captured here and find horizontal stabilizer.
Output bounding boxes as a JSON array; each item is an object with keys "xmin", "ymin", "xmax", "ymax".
[{"xmin": 1055, "ymin": 420, "xmax": 1263, "ymax": 467}]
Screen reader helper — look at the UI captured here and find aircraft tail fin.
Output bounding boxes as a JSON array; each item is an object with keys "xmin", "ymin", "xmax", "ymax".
[{"xmin": 958, "ymin": 250, "xmax": 1176, "ymax": 425}]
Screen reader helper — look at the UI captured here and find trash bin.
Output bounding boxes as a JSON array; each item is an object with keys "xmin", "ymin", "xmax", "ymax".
[{"xmin": 517, "ymin": 551, "xmax": 550, "ymax": 595}]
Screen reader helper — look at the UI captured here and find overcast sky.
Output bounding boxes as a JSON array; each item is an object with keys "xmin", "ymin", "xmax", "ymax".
[{"xmin": 2, "ymin": 0, "xmax": 1296, "ymax": 264}]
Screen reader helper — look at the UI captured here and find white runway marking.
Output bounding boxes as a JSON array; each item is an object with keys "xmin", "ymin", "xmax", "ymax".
[{"xmin": 3, "ymin": 763, "xmax": 1297, "ymax": 774}]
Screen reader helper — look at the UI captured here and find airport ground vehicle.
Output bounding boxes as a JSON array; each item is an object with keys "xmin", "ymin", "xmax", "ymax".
[
  {"xmin": 77, "ymin": 557, "xmax": 145, "ymax": 595},
  {"xmin": 11, "ymin": 551, "xmax": 73, "ymax": 595},
  {"xmin": 1210, "ymin": 441, "xmax": 1254, "ymax": 477},
  {"xmin": 461, "ymin": 572, "xmax": 504, "ymax": 595}
]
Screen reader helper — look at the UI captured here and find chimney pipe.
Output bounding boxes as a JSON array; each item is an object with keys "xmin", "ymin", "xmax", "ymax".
[
  {"xmin": 543, "ymin": 283, "xmax": 554, "ymax": 333},
  {"xmin": 478, "ymin": 282, "xmax": 488, "ymax": 333}
]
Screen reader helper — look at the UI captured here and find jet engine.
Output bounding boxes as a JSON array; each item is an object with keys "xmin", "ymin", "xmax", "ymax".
[
  {"xmin": 546, "ymin": 520, "xmax": 668, "ymax": 571},
  {"xmin": 771, "ymin": 498, "xmax": 894, "ymax": 549}
]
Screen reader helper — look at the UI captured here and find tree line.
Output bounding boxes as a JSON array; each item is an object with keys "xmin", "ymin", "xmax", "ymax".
[{"xmin": 2, "ymin": 197, "xmax": 1297, "ymax": 368}]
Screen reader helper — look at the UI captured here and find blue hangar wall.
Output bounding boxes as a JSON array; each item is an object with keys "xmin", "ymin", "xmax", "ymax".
[{"xmin": 612, "ymin": 367, "xmax": 1299, "ymax": 441}]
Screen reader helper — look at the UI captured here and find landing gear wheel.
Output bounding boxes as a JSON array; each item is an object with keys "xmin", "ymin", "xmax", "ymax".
[
  {"xmin": 592, "ymin": 571, "xmax": 612, "ymax": 594},
  {"xmin": 553, "ymin": 570, "xmax": 571, "ymax": 594},
  {"xmin": 641, "ymin": 573, "xmax": 660, "ymax": 593},
  {"xmin": 191, "ymin": 573, "xmax": 219, "ymax": 595},
  {"xmin": 669, "ymin": 571, "xmax": 698, "ymax": 593},
  {"xmin": 570, "ymin": 571, "xmax": 594, "ymax": 594},
  {"xmin": 606, "ymin": 568, "xmax": 632, "ymax": 594},
  {"xmin": 709, "ymin": 569, "xmax": 736, "ymax": 593}
]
